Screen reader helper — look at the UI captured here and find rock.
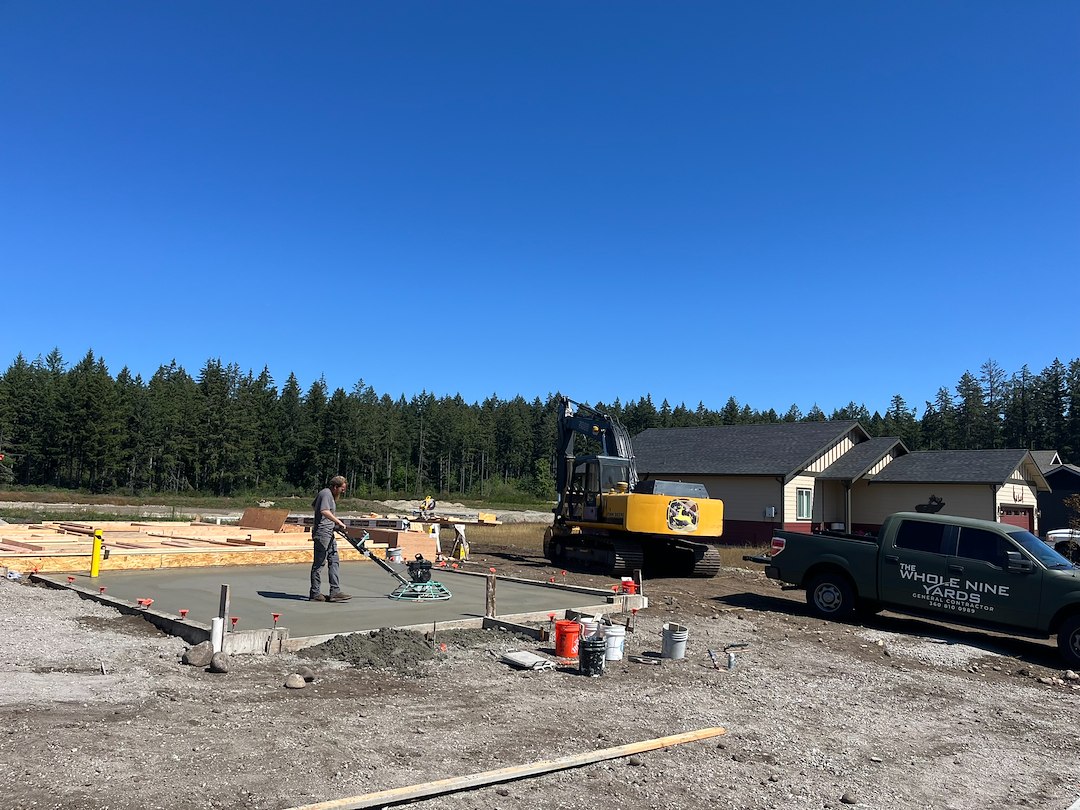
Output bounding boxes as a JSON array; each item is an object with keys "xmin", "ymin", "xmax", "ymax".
[
  {"xmin": 298, "ymin": 665, "xmax": 315, "ymax": 682},
  {"xmin": 1038, "ymin": 677, "xmax": 1054, "ymax": 685},
  {"xmin": 495, "ymin": 788, "xmax": 510, "ymax": 796},
  {"xmin": 208, "ymin": 653, "xmax": 230, "ymax": 674},
  {"xmin": 841, "ymin": 792, "xmax": 858, "ymax": 804},
  {"xmin": 285, "ymin": 674, "xmax": 306, "ymax": 689},
  {"xmin": 1065, "ymin": 670, "xmax": 1079, "ymax": 681},
  {"xmin": 182, "ymin": 642, "xmax": 214, "ymax": 667},
  {"xmin": 628, "ymin": 756, "xmax": 644, "ymax": 766}
]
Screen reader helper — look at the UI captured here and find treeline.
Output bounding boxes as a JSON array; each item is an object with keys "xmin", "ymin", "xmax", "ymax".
[{"xmin": 0, "ymin": 351, "xmax": 1077, "ymax": 497}]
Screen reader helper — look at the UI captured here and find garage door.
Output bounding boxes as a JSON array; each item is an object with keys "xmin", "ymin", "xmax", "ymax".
[{"xmin": 999, "ymin": 506, "xmax": 1034, "ymax": 531}]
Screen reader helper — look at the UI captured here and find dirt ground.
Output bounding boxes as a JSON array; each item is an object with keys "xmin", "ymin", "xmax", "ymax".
[{"xmin": 3, "ymin": 531, "xmax": 1080, "ymax": 810}]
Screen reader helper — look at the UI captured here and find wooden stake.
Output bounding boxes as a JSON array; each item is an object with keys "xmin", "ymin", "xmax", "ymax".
[
  {"xmin": 283, "ymin": 726, "xmax": 725, "ymax": 810},
  {"xmin": 484, "ymin": 572, "xmax": 496, "ymax": 617}
]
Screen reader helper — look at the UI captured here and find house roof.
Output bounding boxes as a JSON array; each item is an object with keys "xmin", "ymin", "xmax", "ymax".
[
  {"xmin": 1045, "ymin": 463, "xmax": 1080, "ymax": 481},
  {"xmin": 632, "ymin": 420, "xmax": 869, "ymax": 483},
  {"xmin": 817, "ymin": 437, "xmax": 908, "ymax": 481},
  {"xmin": 1031, "ymin": 450, "xmax": 1062, "ymax": 473},
  {"xmin": 869, "ymin": 449, "xmax": 1050, "ymax": 491}
]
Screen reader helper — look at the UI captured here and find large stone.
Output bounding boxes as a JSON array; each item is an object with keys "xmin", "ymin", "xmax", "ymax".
[
  {"xmin": 297, "ymin": 665, "xmax": 315, "ymax": 682},
  {"xmin": 182, "ymin": 642, "xmax": 214, "ymax": 667},
  {"xmin": 208, "ymin": 653, "xmax": 230, "ymax": 674},
  {"xmin": 284, "ymin": 673, "xmax": 306, "ymax": 689}
]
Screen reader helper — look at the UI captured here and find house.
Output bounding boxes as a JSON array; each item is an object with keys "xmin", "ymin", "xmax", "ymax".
[
  {"xmin": 854, "ymin": 449, "xmax": 1049, "ymax": 533},
  {"xmin": 633, "ymin": 421, "xmax": 903, "ymax": 544},
  {"xmin": 633, "ymin": 422, "xmax": 1050, "ymax": 544},
  {"xmin": 1039, "ymin": 463, "xmax": 1080, "ymax": 534}
]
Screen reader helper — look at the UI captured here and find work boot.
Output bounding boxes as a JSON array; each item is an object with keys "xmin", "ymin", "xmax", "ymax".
[
  {"xmin": 308, "ymin": 593, "xmax": 327, "ymax": 602},
  {"xmin": 328, "ymin": 592, "xmax": 353, "ymax": 602}
]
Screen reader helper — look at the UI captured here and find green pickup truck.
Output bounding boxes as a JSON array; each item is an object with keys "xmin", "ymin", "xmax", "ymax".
[{"xmin": 749, "ymin": 512, "xmax": 1080, "ymax": 666}]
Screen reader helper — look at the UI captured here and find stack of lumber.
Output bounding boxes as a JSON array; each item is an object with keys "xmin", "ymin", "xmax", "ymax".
[{"xmin": 0, "ymin": 508, "xmax": 381, "ymax": 574}]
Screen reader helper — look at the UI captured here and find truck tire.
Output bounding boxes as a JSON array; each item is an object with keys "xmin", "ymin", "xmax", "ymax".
[
  {"xmin": 806, "ymin": 572, "xmax": 856, "ymax": 620},
  {"xmin": 1057, "ymin": 615, "xmax": 1080, "ymax": 668}
]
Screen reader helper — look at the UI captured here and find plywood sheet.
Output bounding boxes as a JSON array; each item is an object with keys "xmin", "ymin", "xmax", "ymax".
[{"xmin": 238, "ymin": 508, "xmax": 290, "ymax": 532}]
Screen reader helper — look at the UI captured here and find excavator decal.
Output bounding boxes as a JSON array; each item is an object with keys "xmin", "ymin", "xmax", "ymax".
[{"xmin": 666, "ymin": 498, "xmax": 699, "ymax": 532}]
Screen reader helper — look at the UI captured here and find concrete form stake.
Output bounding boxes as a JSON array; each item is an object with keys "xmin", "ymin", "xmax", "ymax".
[{"xmin": 484, "ymin": 573, "xmax": 496, "ymax": 617}]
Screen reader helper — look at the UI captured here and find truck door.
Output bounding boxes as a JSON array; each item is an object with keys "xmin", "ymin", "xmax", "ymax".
[
  {"xmin": 878, "ymin": 519, "xmax": 955, "ymax": 615},
  {"xmin": 949, "ymin": 526, "xmax": 1042, "ymax": 629}
]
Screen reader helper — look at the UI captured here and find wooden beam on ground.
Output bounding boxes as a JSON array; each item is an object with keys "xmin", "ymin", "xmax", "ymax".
[
  {"xmin": 0, "ymin": 539, "xmax": 45, "ymax": 551},
  {"xmin": 283, "ymin": 726, "xmax": 726, "ymax": 810}
]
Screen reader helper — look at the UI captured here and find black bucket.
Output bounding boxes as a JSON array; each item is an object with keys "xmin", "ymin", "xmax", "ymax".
[{"xmin": 579, "ymin": 636, "xmax": 606, "ymax": 677}]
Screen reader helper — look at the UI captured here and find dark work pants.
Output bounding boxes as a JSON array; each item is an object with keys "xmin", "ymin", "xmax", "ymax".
[{"xmin": 310, "ymin": 536, "xmax": 341, "ymax": 597}]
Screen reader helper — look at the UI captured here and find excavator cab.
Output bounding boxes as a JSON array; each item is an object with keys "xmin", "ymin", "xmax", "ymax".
[{"xmin": 564, "ymin": 455, "xmax": 631, "ymax": 522}]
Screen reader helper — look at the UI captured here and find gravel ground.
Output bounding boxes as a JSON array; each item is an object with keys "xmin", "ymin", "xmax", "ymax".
[{"xmin": 3, "ymin": 538, "xmax": 1080, "ymax": 810}]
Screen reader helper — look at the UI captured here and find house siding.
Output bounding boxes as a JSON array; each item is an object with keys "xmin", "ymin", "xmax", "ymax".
[
  {"xmin": 807, "ymin": 436, "xmax": 855, "ymax": 473},
  {"xmin": 785, "ymin": 474, "xmax": 816, "ymax": 522},
  {"xmin": 852, "ymin": 481, "xmax": 998, "ymax": 529},
  {"xmin": 994, "ymin": 467, "xmax": 1039, "ymax": 534}
]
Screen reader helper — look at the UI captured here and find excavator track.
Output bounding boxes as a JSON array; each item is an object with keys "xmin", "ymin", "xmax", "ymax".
[
  {"xmin": 608, "ymin": 537, "xmax": 645, "ymax": 577},
  {"xmin": 687, "ymin": 545, "xmax": 722, "ymax": 578}
]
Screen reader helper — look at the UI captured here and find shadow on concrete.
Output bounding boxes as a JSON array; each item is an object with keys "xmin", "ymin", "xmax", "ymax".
[{"xmin": 256, "ymin": 590, "xmax": 310, "ymax": 602}]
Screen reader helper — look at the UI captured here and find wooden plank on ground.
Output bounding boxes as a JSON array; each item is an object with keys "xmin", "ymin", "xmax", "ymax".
[{"xmin": 283, "ymin": 726, "xmax": 727, "ymax": 810}]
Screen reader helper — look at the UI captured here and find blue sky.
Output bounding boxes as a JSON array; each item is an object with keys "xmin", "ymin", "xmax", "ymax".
[{"xmin": 2, "ymin": 2, "xmax": 1077, "ymax": 417}]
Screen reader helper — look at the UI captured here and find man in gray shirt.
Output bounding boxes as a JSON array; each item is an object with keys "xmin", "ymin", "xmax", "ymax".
[{"xmin": 310, "ymin": 475, "xmax": 352, "ymax": 602}]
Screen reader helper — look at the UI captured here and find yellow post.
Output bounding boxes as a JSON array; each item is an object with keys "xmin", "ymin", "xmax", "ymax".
[{"xmin": 90, "ymin": 529, "xmax": 103, "ymax": 578}]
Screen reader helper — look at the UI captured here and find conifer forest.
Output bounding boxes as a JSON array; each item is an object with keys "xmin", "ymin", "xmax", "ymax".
[{"xmin": 0, "ymin": 350, "xmax": 1077, "ymax": 498}]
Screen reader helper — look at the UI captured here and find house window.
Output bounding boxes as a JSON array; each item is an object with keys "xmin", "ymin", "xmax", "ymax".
[{"xmin": 796, "ymin": 488, "xmax": 812, "ymax": 520}]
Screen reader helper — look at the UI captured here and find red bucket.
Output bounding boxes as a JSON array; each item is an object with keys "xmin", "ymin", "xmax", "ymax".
[{"xmin": 555, "ymin": 620, "xmax": 580, "ymax": 661}]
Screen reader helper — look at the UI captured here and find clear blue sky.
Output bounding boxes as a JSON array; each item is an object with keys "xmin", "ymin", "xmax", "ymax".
[{"xmin": 2, "ymin": 2, "xmax": 1078, "ymax": 417}]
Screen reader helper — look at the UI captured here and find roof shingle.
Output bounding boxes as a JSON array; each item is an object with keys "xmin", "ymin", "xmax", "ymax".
[{"xmin": 633, "ymin": 421, "xmax": 867, "ymax": 479}]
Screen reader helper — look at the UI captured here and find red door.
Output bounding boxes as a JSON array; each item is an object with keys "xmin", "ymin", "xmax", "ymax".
[{"xmin": 999, "ymin": 506, "xmax": 1034, "ymax": 531}]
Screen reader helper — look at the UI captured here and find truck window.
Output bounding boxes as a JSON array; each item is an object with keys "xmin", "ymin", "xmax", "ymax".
[
  {"xmin": 894, "ymin": 520, "xmax": 946, "ymax": 554},
  {"xmin": 955, "ymin": 527, "xmax": 1009, "ymax": 568}
]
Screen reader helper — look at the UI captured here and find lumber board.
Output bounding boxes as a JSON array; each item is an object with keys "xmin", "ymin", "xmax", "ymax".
[
  {"xmin": 0, "ymin": 539, "xmax": 45, "ymax": 551},
  {"xmin": 284, "ymin": 727, "xmax": 727, "ymax": 810}
]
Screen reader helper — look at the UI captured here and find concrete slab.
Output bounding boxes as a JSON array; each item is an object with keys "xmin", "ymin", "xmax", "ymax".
[{"xmin": 60, "ymin": 558, "xmax": 620, "ymax": 638}]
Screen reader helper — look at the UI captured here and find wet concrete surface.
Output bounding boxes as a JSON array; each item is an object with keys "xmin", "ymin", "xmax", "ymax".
[{"xmin": 63, "ymin": 559, "xmax": 613, "ymax": 636}]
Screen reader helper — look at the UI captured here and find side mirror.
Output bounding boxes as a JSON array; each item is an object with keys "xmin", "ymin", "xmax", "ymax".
[{"xmin": 1005, "ymin": 550, "xmax": 1034, "ymax": 573}]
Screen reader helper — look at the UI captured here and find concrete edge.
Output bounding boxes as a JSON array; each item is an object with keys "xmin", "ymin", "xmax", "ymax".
[
  {"xmin": 32, "ymin": 573, "xmax": 212, "ymax": 646},
  {"xmin": 29, "ymin": 573, "xmax": 648, "ymax": 657}
]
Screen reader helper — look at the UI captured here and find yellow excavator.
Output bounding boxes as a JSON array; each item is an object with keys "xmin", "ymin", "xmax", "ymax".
[{"xmin": 543, "ymin": 396, "xmax": 724, "ymax": 578}]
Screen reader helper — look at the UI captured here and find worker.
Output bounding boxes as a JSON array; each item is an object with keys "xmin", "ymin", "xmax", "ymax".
[
  {"xmin": 309, "ymin": 475, "xmax": 352, "ymax": 602},
  {"xmin": 420, "ymin": 494, "xmax": 436, "ymax": 518}
]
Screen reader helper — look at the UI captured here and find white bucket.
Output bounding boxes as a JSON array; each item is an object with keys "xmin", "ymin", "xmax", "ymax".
[
  {"xmin": 387, "ymin": 547, "xmax": 404, "ymax": 564},
  {"xmin": 578, "ymin": 618, "xmax": 600, "ymax": 639},
  {"xmin": 601, "ymin": 623, "xmax": 626, "ymax": 661},
  {"xmin": 661, "ymin": 622, "xmax": 689, "ymax": 660}
]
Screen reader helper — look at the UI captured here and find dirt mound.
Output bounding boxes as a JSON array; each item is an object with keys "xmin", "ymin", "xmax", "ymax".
[
  {"xmin": 300, "ymin": 626, "xmax": 539, "ymax": 673},
  {"xmin": 301, "ymin": 628, "xmax": 435, "ymax": 670}
]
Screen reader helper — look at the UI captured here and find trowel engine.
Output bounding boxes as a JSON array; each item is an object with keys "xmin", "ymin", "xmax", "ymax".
[{"xmin": 336, "ymin": 528, "xmax": 451, "ymax": 601}]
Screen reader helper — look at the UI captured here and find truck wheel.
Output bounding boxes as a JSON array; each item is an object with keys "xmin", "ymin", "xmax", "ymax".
[
  {"xmin": 806, "ymin": 572, "xmax": 856, "ymax": 620},
  {"xmin": 1057, "ymin": 615, "xmax": 1080, "ymax": 667}
]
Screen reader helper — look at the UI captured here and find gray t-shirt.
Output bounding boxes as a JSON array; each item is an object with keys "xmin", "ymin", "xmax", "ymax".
[{"xmin": 312, "ymin": 488, "xmax": 337, "ymax": 544}]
